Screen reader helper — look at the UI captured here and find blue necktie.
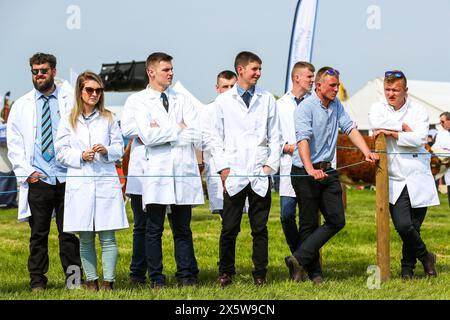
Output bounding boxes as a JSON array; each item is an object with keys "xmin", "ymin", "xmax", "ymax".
[
  {"xmin": 242, "ymin": 91, "xmax": 251, "ymax": 108},
  {"xmin": 161, "ymin": 92, "xmax": 169, "ymax": 112},
  {"xmin": 295, "ymin": 96, "xmax": 304, "ymax": 105},
  {"xmin": 41, "ymin": 96, "xmax": 54, "ymax": 161}
]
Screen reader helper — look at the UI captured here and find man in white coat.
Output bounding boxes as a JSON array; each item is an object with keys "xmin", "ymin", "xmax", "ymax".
[
  {"xmin": 201, "ymin": 70, "xmax": 237, "ymax": 216},
  {"xmin": 7, "ymin": 53, "xmax": 81, "ymax": 291},
  {"xmin": 433, "ymin": 111, "xmax": 450, "ymax": 206},
  {"xmin": 369, "ymin": 70, "xmax": 439, "ymax": 279},
  {"xmin": 128, "ymin": 52, "xmax": 203, "ymax": 288},
  {"xmin": 121, "ymin": 95, "xmax": 151, "ymax": 285},
  {"xmin": 211, "ymin": 51, "xmax": 282, "ymax": 287},
  {"xmin": 277, "ymin": 62, "xmax": 315, "ymax": 257}
]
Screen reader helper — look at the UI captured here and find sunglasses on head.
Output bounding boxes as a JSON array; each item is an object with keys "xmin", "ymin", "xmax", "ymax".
[
  {"xmin": 31, "ymin": 68, "xmax": 50, "ymax": 75},
  {"xmin": 83, "ymin": 87, "xmax": 104, "ymax": 95},
  {"xmin": 385, "ymin": 71, "xmax": 405, "ymax": 78},
  {"xmin": 326, "ymin": 68, "xmax": 340, "ymax": 76}
]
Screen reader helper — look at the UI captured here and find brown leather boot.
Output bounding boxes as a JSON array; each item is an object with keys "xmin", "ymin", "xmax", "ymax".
[
  {"xmin": 83, "ymin": 279, "xmax": 99, "ymax": 291},
  {"xmin": 101, "ymin": 280, "xmax": 114, "ymax": 291}
]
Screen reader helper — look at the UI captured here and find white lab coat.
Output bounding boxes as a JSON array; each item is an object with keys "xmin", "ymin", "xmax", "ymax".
[
  {"xmin": 131, "ymin": 87, "xmax": 204, "ymax": 208},
  {"xmin": 6, "ymin": 88, "xmax": 73, "ymax": 221},
  {"xmin": 369, "ymin": 97, "xmax": 440, "ymax": 207},
  {"xmin": 211, "ymin": 85, "xmax": 282, "ymax": 197},
  {"xmin": 55, "ymin": 112, "xmax": 128, "ymax": 232},
  {"xmin": 433, "ymin": 129, "xmax": 450, "ymax": 185},
  {"xmin": 200, "ymin": 102, "xmax": 223, "ymax": 211},
  {"xmin": 276, "ymin": 92, "xmax": 297, "ymax": 197},
  {"xmin": 121, "ymin": 94, "xmax": 147, "ymax": 196}
]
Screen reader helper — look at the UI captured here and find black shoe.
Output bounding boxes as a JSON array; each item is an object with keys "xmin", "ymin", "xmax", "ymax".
[
  {"xmin": 150, "ymin": 281, "xmax": 166, "ymax": 289},
  {"xmin": 177, "ymin": 278, "xmax": 198, "ymax": 287},
  {"xmin": 129, "ymin": 277, "xmax": 146, "ymax": 286},
  {"xmin": 31, "ymin": 286, "xmax": 46, "ymax": 292},
  {"xmin": 421, "ymin": 252, "xmax": 437, "ymax": 277},
  {"xmin": 401, "ymin": 272, "xmax": 414, "ymax": 280},
  {"xmin": 311, "ymin": 275, "xmax": 324, "ymax": 285},
  {"xmin": 218, "ymin": 273, "xmax": 232, "ymax": 288},
  {"xmin": 254, "ymin": 277, "xmax": 267, "ymax": 286},
  {"xmin": 285, "ymin": 256, "xmax": 306, "ymax": 282}
]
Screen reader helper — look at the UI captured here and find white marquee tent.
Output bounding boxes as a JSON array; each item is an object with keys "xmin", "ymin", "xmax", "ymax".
[{"xmin": 342, "ymin": 78, "xmax": 450, "ymax": 130}]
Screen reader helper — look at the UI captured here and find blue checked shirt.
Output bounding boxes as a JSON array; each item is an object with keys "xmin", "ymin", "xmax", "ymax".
[{"xmin": 292, "ymin": 91, "xmax": 356, "ymax": 168}]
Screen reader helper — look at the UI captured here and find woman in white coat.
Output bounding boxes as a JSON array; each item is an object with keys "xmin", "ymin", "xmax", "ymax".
[{"xmin": 55, "ymin": 71, "xmax": 128, "ymax": 291}]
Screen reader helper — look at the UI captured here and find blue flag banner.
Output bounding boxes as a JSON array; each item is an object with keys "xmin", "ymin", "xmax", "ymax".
[{"xmin": 285, "ymin": 0, "xmax": 319, "ymax": 92}]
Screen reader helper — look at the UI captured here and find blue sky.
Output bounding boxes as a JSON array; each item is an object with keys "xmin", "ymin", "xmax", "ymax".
[{"xmin": 1, "ymin": 0, "xmax": 450, "ymax": 106}]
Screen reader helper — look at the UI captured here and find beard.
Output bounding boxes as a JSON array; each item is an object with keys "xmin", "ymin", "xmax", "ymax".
[{"xmin": 33, "ymin": 75, "xmax": 55, "ymax": 93}]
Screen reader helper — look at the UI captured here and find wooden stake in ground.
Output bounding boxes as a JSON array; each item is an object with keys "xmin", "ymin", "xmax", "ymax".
[{"xmin": 375, "ymin": 133, "xmax": 390, "ymax": 281}]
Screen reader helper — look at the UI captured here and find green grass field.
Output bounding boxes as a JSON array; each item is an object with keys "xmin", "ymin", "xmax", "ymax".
[{"xmin": 0, "ymin": 189, "xmax": 448, "ymax": 300}]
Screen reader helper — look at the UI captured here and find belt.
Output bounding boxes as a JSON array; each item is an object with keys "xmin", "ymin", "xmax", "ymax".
[{"xmin": 312, "ymin": 161, "xmax": 332, "ymax": 170}]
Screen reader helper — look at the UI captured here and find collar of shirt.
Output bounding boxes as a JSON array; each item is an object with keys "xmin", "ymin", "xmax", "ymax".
[
  {"xmin": 82, "ymin": 108, "xmax": 98, "ymax": 120},
  {"xmin": 146, "ymin": 85, "xmax": 170, "ymax": 99},
  {"xmin": 236, "ymin": 84, "xmax": 255, "ymax": 97},
  {"xmin": 311, "ymin": 90, "xmax": 336, "ymax": 112},
  {"xmin": 35, "ymin": 85, "xmax": 59, "ymax": 101},
  {"xmin": 288, "ymin": 91, "xmax": 310, "ymax": 104}
]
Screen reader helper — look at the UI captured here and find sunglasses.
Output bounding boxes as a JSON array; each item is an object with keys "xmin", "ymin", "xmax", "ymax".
[
  {"xmin": 326, "ymin": 68, "xmax": 340, "ymax": 76},
  {"xmin": 83, "ymin": 87, "xmax": 104, "ymax": 95},
  {"xmin": 31, "ymin": 68, "xmax": 50, "ymax": 75},
  {"xmin": 385, "ymin": 71, "xmax": 405, "ymax": 78}
]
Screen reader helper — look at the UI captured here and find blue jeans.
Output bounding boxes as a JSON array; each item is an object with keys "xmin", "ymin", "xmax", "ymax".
[
  {"xmin": 129, "ymin": 194, "xmax": 148, "ymax": 281},
  {"xmin": 280, "ymin": 196, "xmax": 299, "ymax": 254},
  {"xmin": 79, "ymin": 230, "xmax": 118, "ymax": 282},
  {"xmin": 145, "ymin": 204, "xmax": 198, "ymax": 284}
]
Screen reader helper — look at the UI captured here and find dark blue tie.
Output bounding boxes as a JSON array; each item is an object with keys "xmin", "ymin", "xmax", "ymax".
[
  {"xmin": 295, "ymin": 96, "xmax": 304, "ymax": 105},
  {"xmin": 41, "ymin": 96, "xmax": 54, "ymax": 161},
  {"xmin": 161, "ymin": 92, "xmax": 169, "ymax": 112},
  {"xmin": 242, "ymin": 91, "xmax": 251, "ymax": 108}
]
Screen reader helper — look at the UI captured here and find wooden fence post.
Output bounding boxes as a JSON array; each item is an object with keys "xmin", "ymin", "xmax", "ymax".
[{"xmin": 375, "ymin": 133, "xmax": 390, "ymax": 281}]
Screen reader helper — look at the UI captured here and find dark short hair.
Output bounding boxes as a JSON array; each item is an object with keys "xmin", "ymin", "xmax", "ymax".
[
  {"xmin": 29, "ymin": 52, "xmax": 57, "ymax": 68},
  {"xmin": 315, "ymin": 66, "xmax": 339, "ymax": 83},
  {"xmin": 146, "ymin": 52, "xmax": 173, "ymax": 69},
  {"xmin": 217, "ymin": 70, "xmax": 237, "ymax": 83},
  {"xmin": 440, "ymin": 111, "xmax": 450, "ymax": 120},
  {"xmin": 234, "ymin": 51, "xmax": 262, "ymax": 72}
]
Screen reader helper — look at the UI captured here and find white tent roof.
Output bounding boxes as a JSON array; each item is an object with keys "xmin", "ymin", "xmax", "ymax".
[{"xmin": 342, "ymin": 78, "xmax": 450, "ymax": 130}]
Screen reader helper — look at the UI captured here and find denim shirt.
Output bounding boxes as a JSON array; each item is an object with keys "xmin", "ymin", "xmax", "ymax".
[{"xmin": 292, "ymin": 91, "xmax": 356, "ymax": 167}]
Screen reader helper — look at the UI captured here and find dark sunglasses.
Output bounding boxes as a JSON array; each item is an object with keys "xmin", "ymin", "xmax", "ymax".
[
  {"xmin": 83, "ymin": 87, "xmax": 104, "ymax": 95},
  {"xmin": 31, "ymin": 68, "xmax": 50, "ymax": 75},
  {"xmin": 326, "ymin": 68, "xmax": 340, "ymax": 76},
  {"xmin": 385, "ymin": 71, "xmax": 405, "ymax": 78}
]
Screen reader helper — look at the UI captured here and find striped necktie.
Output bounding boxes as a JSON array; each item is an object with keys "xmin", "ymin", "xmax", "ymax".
[{"xmin": 41, "ymin": 96, "xmax": 54, "ymax": 161}]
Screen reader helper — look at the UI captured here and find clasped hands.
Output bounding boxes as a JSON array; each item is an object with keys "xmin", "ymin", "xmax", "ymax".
[{"xmin": 82, "ymin": 144, "xmax": 107, "ymax": 162}]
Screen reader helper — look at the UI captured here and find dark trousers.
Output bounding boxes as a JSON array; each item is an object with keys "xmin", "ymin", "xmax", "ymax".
[
  {"xmin": 129, "ymin": 194, "xmax": 148, "ymax": 281},
  {"xmin": 280, "ymin": 196, "xmax": 299, "ymax": 254},
  {"xmin": 27, "ymin": 180, "xmax": 81, "ymax": 289},
  {"xmin": 219, "ymin": 181, "xmax": 271, "ymax": 279},
  {"xmin": 389, "ymin": 187, "xmax": 428, "ymax": 273},
  {"xmin": 448, "ymin": 186, "xmax": 450, "ymax": 207},
  {"xmin": 145, "ymin": 204, "xmax": 198, "ymax": 284},
  {"xmin": 291, "ymin": 166, "xmax": 345, "ymax": 277}
]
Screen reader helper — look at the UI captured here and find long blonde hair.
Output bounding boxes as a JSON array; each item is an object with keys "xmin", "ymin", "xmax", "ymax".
[{"xmin": 70, "ymin": 71, "xmax": 112, "ymax": 129}]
